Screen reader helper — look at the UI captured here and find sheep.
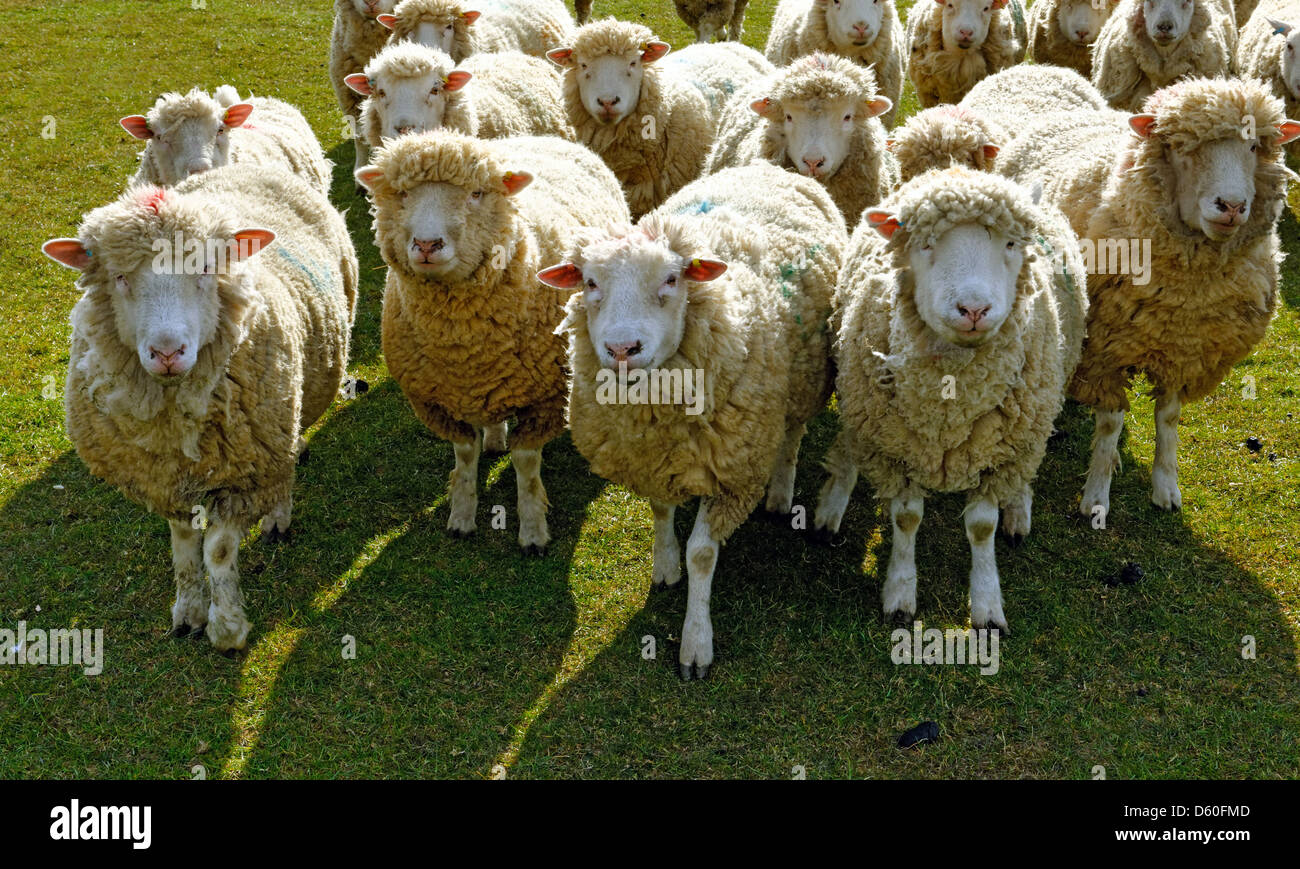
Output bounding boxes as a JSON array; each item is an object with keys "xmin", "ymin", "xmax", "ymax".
[
  {"xmin": 332, "ymin": 0, "xmax": 400, "ymax": 181},
  {"xmin": 547, "ymin": 20, "xmax": 716, "ymax": 219},
  {"xmin": 119, "ymin": 87, "xmax": 331, "ymax": 197},
  {"xmin": 41, "ymin": 165, "xmax": 358, "ymax": 652},
  {"xmin": 704, "ymin": 52, "xmax": 897, "ymax": 229},
  {"xmin": 1027, "ymin": 0, "xmax": 1119, "ymax": 76},
  {"xmin": 1237, "ymin": 0, "xmax": 1300, "ymax": 145},
  {"xmin": 658, "ymin": 41, "xmax": 774, "ymax": 121},
  {"xmin": 1091, "ymin": 0, "xmax": 1234, "ymax": 111},
  {"xmin": 905, "ymin": 0, "xmax": 1028, "ymax": 108},
  {"xmin": 887, "ymin": 105, "xmax": 1005, "ymax": 183},
  {"xmin": 344, "ymin": 42, "xmax": 572, "ymax": 152},
  {"xmin": 812, "ymin": 167, "xmax": 1088, "ymax": 631},
  {"xmin": 354, "ymin": 130, "xmax": 629, "ymax": 554},
  {"xmin": 540, "ymin": 161, "xmax": 848, "ymax": 679},
  {"xmin": 764, "ymin": 0, "xmax": 906, "ymax": 129},
  {"xmin": 577, "ymin": 1, "xmax": 594, "ymax": 25},
  {"xmin": 674, "ymin": 0, "xmax": 751, "ymax": 43},
  {"xmin": 994, "ymin": 77, "xmax": 1299, "ymax": 519},
  {"xmin": 1238, "ymin": 0, "xmax": 1262, "ymax": 21},
  {"xmin": 378, "ymin": 0, "xmax": 575, "ymax": 62},
  {"xmin": 961, "ymin": 62, "xmax": 1108, "ymax": 120}
]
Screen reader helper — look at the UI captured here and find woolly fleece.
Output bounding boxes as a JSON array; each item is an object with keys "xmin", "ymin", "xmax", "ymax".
[{"xmin": 905, "ymin": 0, "xmax": 1027, "ymax": 108}]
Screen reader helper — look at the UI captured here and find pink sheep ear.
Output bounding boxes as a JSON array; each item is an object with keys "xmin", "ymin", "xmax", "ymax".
[
  {"xmin": 345, "ymin": 73, "xmax": 372, "ymax": 95},
  {"xmin": 991, "ymin": 0, "xmax": 1009, "ymax": 7},
  {"xmin": 641, "ymin": 41, "xmax": 671, "ymax": 63},
  {"xmin": 683, "ymin": 257, "xmax": 726, "ymax": 282},
  {"xmin": 229, "ymin": 228, "xmax": 275, "ymax": 262},
  {"xmin": 461, "ymin": 10, "xmax": 481, "ymax": 25},
  {"xmin": 502, "ymin": 170, "xmax": 533, "ymax": 196},
  {"xmin": 355, "ymin": 166, "xmax": 385, "ymax": 191},
  {"xmin": 120, "ymin": 115, "xmax": 153, "ymax": 139},
  {"xmin": 444, "ymin": 71, "xmax": 472, "ymax": 92},
  {"xmin": 884, "ymin": 137, "xmax": 896, "ymax": 152},
  {"xmin": 981, "ymin": 143, "xmax": 1000, "ymax": 162},
  {"xmin": 547, "ymin": 47, "xmax": 575, "ymax": 67},
  {"xmin": 865, "ymin": 96, "xmax": 892, "ymax": 118},
  {"xmin": 751, "ymin": 97, "xmax": 780, "ymax": 119},
  {"xmin": 536, "ymin": 263, "xmax": 584, "ymax": 289},
  {"xmin": 1276, "ymin": 120, "xmax": 1300, "ymax": 144},
  {"xmin": 222, "ymin": 103, "xmax": 254, "ymax": 128},
  {"xmin": 1129, "ymin": 114, "xmax": 1158, "ymax": 139},
  {"xmin": 42, "ymin": 238, "xmax": 93, "ymax": 270},
  {"xmin": 865, "ymin": 210, "xmax": 903, "ymax": 240},
  {"xmin": 376, "ymin": 13, "xmax": 397, "ymax": 29}
]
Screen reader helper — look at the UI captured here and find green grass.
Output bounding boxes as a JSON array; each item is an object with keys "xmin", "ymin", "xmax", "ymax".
[{"xmin": 0, "ymin": 0, "xmax": 1297, "ymax": 779}]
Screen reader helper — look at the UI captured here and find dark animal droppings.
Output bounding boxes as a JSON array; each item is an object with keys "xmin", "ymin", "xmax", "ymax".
[
  {"xmin": 1104, "ymin": 561, "xmax": 1144, "ymax": 586},
  {"xmin": 1246, "ymin": 436, "xmax": 1262, "ymax": 453},
  {"xmin": 898, "ymin": 720, "xmax": 939, "ymax": 749}
]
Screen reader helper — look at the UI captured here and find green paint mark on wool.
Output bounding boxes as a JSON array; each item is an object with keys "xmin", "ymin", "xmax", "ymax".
[{"xmin": 276, "ymin": 245, "xmax": 336, "ymax": 298}]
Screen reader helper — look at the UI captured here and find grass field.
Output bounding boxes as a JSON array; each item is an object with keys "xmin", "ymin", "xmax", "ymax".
[{"xmin": 0, "ymin": 0, "xmax": 1297, "ymax": 779}]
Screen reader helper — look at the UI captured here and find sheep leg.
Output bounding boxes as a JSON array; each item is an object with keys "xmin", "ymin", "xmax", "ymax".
[
  {"xmin": 262, "ymin": 494, "xmax": 293, "ymax": 544},
  {"xmin": 168, "ymin": 519, "xmax": 208, "ymax": 638},
  {"xmin": 679, "ymin": 503, "xmax": 720, "ymax": 681},
  {"xmin": 728, "ymin": 1, "xmax": 747, "ymax": 40},
  {"xmin": 575, "ymin": 0, "xmax": 592, "ymax": 25},
  {"xmin": 882, "ymin": 489, "xmax": 923, "ymax": 623},
  {"xmin": 203, "ymin": 517, "xmax": 251, "ymax": 654},
  {"xmin": 651, "ymin": 501, "xmax": 681, "ymax": 589},
  {"xmin": 482, "ymin": 422, "xmax": 508, "ymax": 454},
  {"xmin": 511, "ymin": 448, "xmax": 550, "ymax": 556},
  {"xmin": 812, "ymin": 429, "xmax": 859, "ymax": 537},
  {"xmin": 1150, "ymin": 393, "xmax": 1182, "ymax": 511},
  {"xmin": 447, "ymin": 438, "xmax": 480, "ymax": 538},
  {"xmin": 763, "ymin": 421, "xmax": 805, "ymax": 514},
  {"xmin": 1080, "ymin": 409, "xmax": 1124, "ymax": 521},
  {"xmin": 965, "ymin": 496, "xmax": 1008, "ymax": 632},
  {"xmin": 999, "ymin": 484, "xmax": 1032, "ymax": 542}
]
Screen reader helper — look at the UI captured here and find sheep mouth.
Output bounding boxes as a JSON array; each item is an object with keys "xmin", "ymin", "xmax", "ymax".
[
  {"xmin": 1151, "ymin": 33, "xmax": 1179, "ymax": 47},
  {"xmin": 1203, "ymin": 218, "xmax": 1241, "ymax": 239},
  {"xmin": 955, "ymin": 40, "xmax": 974, "ymax": 50}
]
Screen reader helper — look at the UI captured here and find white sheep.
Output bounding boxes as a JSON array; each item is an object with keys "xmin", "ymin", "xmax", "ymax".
[
  {"xmin": 1091, "ymin": 0, "xmax": 1234, "ymax": 111},
  {"xmin": 1027, "ymin": 0, "xmax": 1119, "ymax": 76},
  {"xmin": 42, "ymin": 166, "xmax": 359, "ymax": 652},
  {"xmin": 657, "ymin": 41, "xmax": 774, "ymax": 122},
  {"xmin": 813, "ymin": 167, "xmax": 1087, "ymax": 630},
  {"xmin": 1237, "ymin": 0, "xmax": 1300, "ymax": 141},
  {"xmin": 674, "ymin": 0, "xmax": 751, "ymax": 42},
  {"xmin": 344, "ymin": 42, "xmax": 572, "ymax": 150},
  {"xmin": 961, "ymin": 62, "xmax": 1108, "ymax": 125},
  {"xmin": 704, "ymin": 52, "xmax": 897, "ymax": 229},
  {"xmin": 120, "ymin": 87, "xmax": 331, "ymax": 197},
  {"xmin": 332, "ymin": 0, "xmax": 400, "ymax": 181},
  {"xmin": 547, "ymin": 20, "xmax": 718, "ymax": 218},
  {"xmin": 765, "ymin": 0, "xmax": 906, "ymax": 129},
  {"xmin": 995, "ymin": 77, "xmax": 1299, "ymax": 519},
  {"xmin": 355, "ymin": 130, "xmax": 629, "ymax": 554},
  {"xmin": 905, "ymin": 0, "xmax": 1028, "ymax": 108},
  {"xmin": 887, "ymin": 105, "xmax": 1005, "ymax": 182},
  {"xmin": 541, "ymin": 161, "xmax": 848, "ymax": 679},
  {"xmin": 379, "ymin": 0, "xmax": 575, "ymax": 61}
]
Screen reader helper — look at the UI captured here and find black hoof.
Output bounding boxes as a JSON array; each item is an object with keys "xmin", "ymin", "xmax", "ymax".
[
  {"xmin": 520, "ymin": 543, "xmax": 547, "ymax": 558},
  {"xmin": 171, "ymin": 625, "xmax": 192, "ymax": 639},
  {"xmin": 296, "ymin": 448, "xmax": 310, "ymax": 466},
  {"xmin": 1005, "ymin": 532, "xmax": 1025, "ymax": 547},
  {"xmin": 221, "ymin": 647, "xmax": 239, "ymax": 659},
  {"xmin": 888, "ymin": 610, "xmax": 915, "ymax": 628},
  {"xmin": 678, "ymin": 661, "xmax": 710, "ymax": 681},
  {"xmin": 191, "ymin": 625, "xmax": 206, "ymax": 640},
  {"xmin": 650, "ymin": 580, "xmax": 679, "ymax": 594},
  {"xmin": 809, "ymin": 525, "xmax": 837, "ymax": 545},
  {"xmin": 447, "ymin": 527, "xmax": 475, "ymax": 540},
  {"xmin": 264, "ymin": 527, "xmax": 290, "ymax": 545}
]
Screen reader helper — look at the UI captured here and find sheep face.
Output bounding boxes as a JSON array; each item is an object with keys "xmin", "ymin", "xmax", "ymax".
[
  {"xmin": 1140, "ymin": 0, "xmax": 1192, "ymax": 47},
  {"xmin": 1168, "ymin": 135, "xmax": 1260, "ymax": 241},
  {"xmin": 393, "ymin": 11, "xmax": 466, "ymax": 53},
  {"xmin": 348, "ymin": 66, "xmax": 471, "ymax": 139},
  {"xmin": 1056, "ymin": 0, "xmax": 1111, "ymax": 45},
  {"xmin": 122, "ymin": 100, "xmax": 252, "ymax": 186},
  {"xmin": 1268, "ymin": 19, "xmax": 1300, "ymax": 101},
  {"xmin": 937, "ymin": 0, "xmax": 1004, "ymax": 51},
  {"xmin": 350, "ymin": 0, "xmax": 397, "ymax": 17},
  {"xmin": 753, "ymin": 92, "xmax": 892, "ymax": 180},
  {"xmin": 821, "ymin": 0, "xmax": 886, "ymax": 50},
  {"xmin": 564, "ymin": 42, "xmax": 670, "ymax": 125}
]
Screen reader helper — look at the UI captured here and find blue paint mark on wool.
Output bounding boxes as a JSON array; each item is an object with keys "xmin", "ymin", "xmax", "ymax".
[{"xmin": 275, "ymin": 245, "xmax": 337, "ymax": 298}]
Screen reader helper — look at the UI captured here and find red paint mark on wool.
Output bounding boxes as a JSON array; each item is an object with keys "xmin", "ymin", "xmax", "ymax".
[{"xmin": 136, "ymin": 187, "xmax": 166, "ymax": 214}]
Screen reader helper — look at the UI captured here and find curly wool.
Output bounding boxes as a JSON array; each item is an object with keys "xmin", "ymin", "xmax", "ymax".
[
  {"xmin": 556, "ymin": 162, "xmax": 847, "ymax": 538},
  {"xmin": 905, "ymin": 0, "xmax": 1026, "ymax": 108},
  {"xmin": 388, "ymin": 0, "xmax": 575, "ymax": 61},
  {"xmin": 703, "ymin": 53, "xmax": 898, "ymax": 229},
  {"xmin": 657, "ymin": 41, "xmax": 773, "ymax": 123},
  {"xmin": 961, "ymin": 63, "xmax": 1107, "ymax": 127},
  {"xmin": 330, "ymin": 0, "xmax": 396, "ymax": 121},
  {"xmin": 64, "ymin": 166, "xmax": 358, "ymax": 523},
  {"xmin": 368, "ymin": 131, "xmax": 628, "ymax": 449},
  {"xmin": 1237, "ymin": 0, "xmax": 1300, "ymax": 142},
  {"xmin": 1027, "ymin": 0, "xmax": 1115, "ymax": 75},
  {"xmin": 764, "ymin": 0, "xmax": 906, "ymax": 129},
  {"xmin": 1091, "ymin": 0, "xmax": 1233, "ymax": 111},
  {"xmin": 560, "ymin": 19, "xmax": 714, "ymax": 219},
  {"xmin": 889, "ymin": 104, "xmax": 1005, "ymax": 183},
  {"xmin": 831, "ymin": 166, "xmax": 1087, "ymax": 503}
]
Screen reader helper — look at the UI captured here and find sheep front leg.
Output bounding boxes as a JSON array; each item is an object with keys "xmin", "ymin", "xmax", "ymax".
[
  {"xmin": 882, "ymin": 489, "xmax": 923, "ymax": 623},
  {"xmin": 262, "ymin": 494, "xmax": 293, "ymax": 544},
  {"xmin": 1080, "ymin": 408, "xmax": 1124, "ymax": 521},
  {"xmin": 812, "ymin": 429, "xmax": 859, "ymax": 538},
  {"xmin": 203, "ymin": 517, "xmax": 251, "ymax": 654},
  {"xmin": 511, "ymin": 448, "xmax": 550, "ymax": 556},
  {"xmin": 965, "ymin": 497, "xmax": 1007, "ymax": 632},
  {"xmin": 651, "ymin": 501, "xmax": 681, "ymax": 589},
  {"xmin": 447, "ymin": 438, "xmax": 480, "ymax": 538},
  {"xmin": 1151, "ymin": 393, "xmax": 1182, "ymax": 511},
  {"xmin": 764, "ymin": 421, "xmax": 805, "ymax": 514},
  {"xmin": 728, "ymin": 0, "xmax": 747, "ymax": 40},
  {"xmin": 679, "ymin": 502, "xmax": 721, "ymax": 681},
  {"xmin": 1000, "ymin": 484, "xmax": 1032, "ymax": 542},
  {"xmin": 169, "ymin": 519, "xmax": 208, "ymax": 638}
]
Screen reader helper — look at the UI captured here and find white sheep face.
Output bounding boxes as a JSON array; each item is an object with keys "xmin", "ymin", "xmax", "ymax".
[
  {"xmin": 127, "ymin": 107, "xmax": 244, "ymax": 186},
  {"xmin": 1141, "ymin": 0, "xmax": 1192, "ymax": 47},
  {"xmin": 1268, "ymin": 18, "xmax": 1300, "ymax": 100},
  {"xmin": 756, "ymin": 92, "xmax": 891, "ymax": 180},
  {"xmin": 395, "ymin": 181, "xmax": 484, "ymax": 276},
  {"xmin": 410, "ymin": 17, "xmax": 459, "ymax": 50},
  {"xmin": 1056, "ymin": 0, "xmax": 1111, "ymax": 45},
  {"xmin": 907, "ymin": 222, "xmax": 1023, "ymax": 347},
  {"xmin": 822, "ymin": 0, "xmax": 887, "ymax": 50},
  {"xmin": 576, "ymin": 239, "xmax": 692, "ymax": 370},
  {"xmin": 1168, "ymin": 136, "xmax": 1258, "ymax": 241},
  {"xmin": 357, "ymin": 68, "xmax": 468, "ymax": 139},
  {"xmin": 938, "ymin": 0, "xmax": 1002, "ymax": 51},
  {"xmin": 569, "ymin": 43, "xmax": 669, "ymax": 125},
  {"xmin": 350, "ymin": 0, "xmax": 397, "ymax": 17},
  {"xmin": 111, "ymin": 263, "xmax": 223, "ymax": 380}
]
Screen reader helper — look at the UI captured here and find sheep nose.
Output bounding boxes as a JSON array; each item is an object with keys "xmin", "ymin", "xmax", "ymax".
[
  {"xmin": 1215, "ymin": 198, "xmax": 1247, "ymax": 218},
  {"xmin": 852, "ymin": 22, "xmax": 869, "ymax": 36},
  {"xmin": 598, "ymin": 97, "xmax": 621, "ymax": 110},
  {"xmin": 412, "ymin": 238, "xmax": 445, "ymax": 258},
  {"xmin": 1156, "ymin": 21, "xmax": 1173, "ymax": 33},
  {"xmin": 1076, "ymin": 29, "xmax": 1089, "ymax": 39},
  {"xmin": 802, "ymin": 156, "xmax": 826, "ymax": 176},
  {"xmin": 150, "ymin": 345, "xmax": 186, "ymax": 372},
  {"xmin": 957, "ymin": 28, "xmax": 974, "ymax": 40},
  {"xmin": 396, "ymin": 125, "xmax": 415, "ymax": 135},
  {"xmin": 605, "ymin": 340, "xmax": 642, "ymax": 363},
  {"xmin": 957, "ymin": 304, "xmax": 990, "ymax": 328}
]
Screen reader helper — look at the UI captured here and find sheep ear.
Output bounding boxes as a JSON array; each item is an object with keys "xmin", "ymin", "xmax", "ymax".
[
  {"xmin": 865, "ymin": 210, "xmax": 903, "ymax": 240},
  {"xmin": 42, "ymin": 238, "xmax": 92, "ymax": 270},
  {"xmin": 864, "ymin": 96, "xmax": 893, "ymax": 119},
  {"xmin": 884, "ymin": 137, "xmax": 896, "ymax": 152},
  {"xmin": 683, "ymin": 257, "xmax": 726, "ymax": 282},
  {"xmin": 355, "ymin": 166, "xmax": 385, "ymax": 191},
  {"xmin": 461, "ymin": 10, "xmax": 481, "ymax": 25},
  {"xmin": 991, "ymin": 0, "xmax": 1009, "ymax": 7},
  {"xmin": 547, "ymin": 47, "xmax": 575, "ymax": 67},
  {"xmin": 1129, "ymin": 114, "xmax": 1157, "ymax": 139},
  {"xmin": 376, "ymin": 13, "xmax": 397, "ymax": 29},
  {"xmin": 751, "ymin": 97, "xmax": 781, "ymax": 120},
  {"xmin": 1268, "ymin": 17, "xmax": 1294, "ymax": 36},
  {"xmin": 641, "ymin": 41, "xmax": 671, "ymax": 63},
  {"xmin": 1277, "ymin": 120, "xmax": 1300, "ymax": 144},
  {"xmin": 981, "ymin": 143, "xmax": 1000, "ymax": 162},
  {"xmin": 120, "ymin": 115, "xmax": 153, "ymax": 139},
  {"xmin": 444, "ymin": 71, "xmax": 472, "ymax": 92},
  {"xmin": 344, "ymin": 74, "xmax": 372, "ymax": 96},
  {"xmin": 537, "ymin": 263, "xmax": 584, "ymax": 289},
  {"xmin": 229, "ymin": 229, "xmax": 275, "ymax": 262},
  {"xmin": 222, "ymin": 103, "xmax": 254, "ymax": 128},
  {"xmin": 502, "ymin": 170, "xmax": 533, "ymax": 196}
]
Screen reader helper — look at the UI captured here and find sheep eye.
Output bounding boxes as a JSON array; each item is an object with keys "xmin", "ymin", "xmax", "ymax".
[
  {"xmin": 470, "ymin": 190, "xmax": 483, "ymax": 199},
  {"xmin": 399, "ymin": 190, "xmax": 408, "ymax": 199},
  {"xmin": 586, "ymin": 279, "xmax": 597, "ymax": 289},
  {"xmin": 1251, "ymin": 143, "xmax": 1258, "ymax": 152},
  {"xmin": 785, "ymin": 114, "xmax": 793, "ymax": 122},
  {"xmin": 1006, "ymin": 241, "xmax": 1015, "ymax": 249},
  {"xmin": 376, "ymin": 88, "xmax": 386, "ymax": 99},
  {"xmin": 843, "ymin": 113, "xmax": 852, "ymax": 122},
  {"xmin": 665, "ymin": 275, "xmax": 677, "ymax": 285}
]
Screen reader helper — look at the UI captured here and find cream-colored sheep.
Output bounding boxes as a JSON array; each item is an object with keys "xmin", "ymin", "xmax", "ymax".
[
  {"xmin": 674, "ymin": 0, "xmax": 751, "ymax": 42},
  {"xmin": 888, "ymin": 105, "xmax": 1005, "ymax": 183},
  {"xmin": 1027, "ymin": 0, "xmax": 1119, "ymax": 76},
  {"xmin": 332, "ymin": 0, "xmax": 400, "ymax": 180},
  {"xmin": 905, "ymin": 0, "xmax": 1028, "ymax": 108},
  {"xmin": 42, "ymin": 166, "xmax": 358, "ymax": 652},
  {"xmin": 658, "ymin": 41, "xmax": 774, "ymax": 121},
  {"xmin": 1237, "ymin": 0, "xmax": 1300, "ymax": 150},
  {"xmin": 380, "ymin": 0, "xmax": 575, "ymax": 61}
]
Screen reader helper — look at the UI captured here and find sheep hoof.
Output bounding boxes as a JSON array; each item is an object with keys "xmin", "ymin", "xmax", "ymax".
[
  {"xmin": 447, "ymin": 527, "xmax": 475, "ymax": 540},
  {"xmin": 1005, "ymin": 532, "xmax": 1025, "ymax": 547},
  {"xmin": 171, "ymin": 624, "xmax": 192, "ymax": 639},
  {"xmin": 520, "ymin": 543, "xmax": 547, "ymax": 558},
  {"xmin": 191, "ymin": 625, "xmax": 206, "ymax": 640},
  {"xmin": 296, "ymin": 448, "xmax": 311, "ymax": 467},
  {"xmin": 264, "ymin": 526, "xmax": 291, "ymax": 545},
  {"xmin": 809, "ymin": 525, "xmax": 837, "ymax": 545},
  {"xmin": 678, "ymin": 661, "xmax": 710, "ymax": 681},
  {"xmin": 221, "ymin": 647, "xmax": 240, "ymax": 660},
  {"xmin": 887, "ymin": 609, "xmax": 915, "ymax": 627}
]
